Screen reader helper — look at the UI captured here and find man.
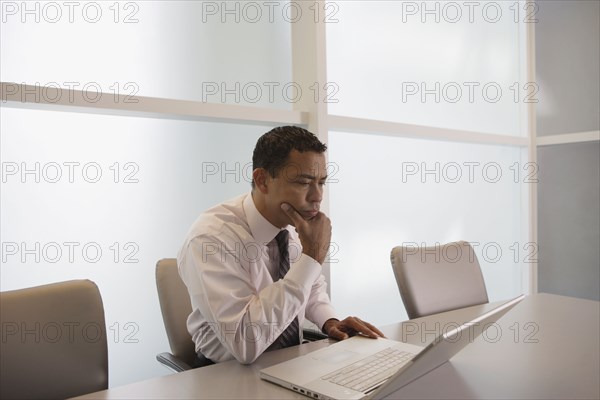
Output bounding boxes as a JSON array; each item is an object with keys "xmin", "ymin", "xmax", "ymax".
[{"xmin": 178, "ymin": 126, "xmax": 383, "ymax": 366}]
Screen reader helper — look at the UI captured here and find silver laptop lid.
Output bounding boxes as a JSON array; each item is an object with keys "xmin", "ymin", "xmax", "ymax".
[{"xmin": 369, "ymin": 294, "xmax": 525, "ymax": 399}]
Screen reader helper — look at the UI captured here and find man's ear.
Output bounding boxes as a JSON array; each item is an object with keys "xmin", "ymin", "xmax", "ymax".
[{"xmin": 252, "ymin": 168, "xmax": 270, "ymax": 194}]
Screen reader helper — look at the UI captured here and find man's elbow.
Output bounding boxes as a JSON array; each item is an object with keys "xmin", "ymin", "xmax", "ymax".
[
  {"xmin": 233, "ymin": 351, "xmax": 260, "ymax": 365},
  {"xmin": 227, "ymin": 342, "xmax": 262, "ymax": 365}
]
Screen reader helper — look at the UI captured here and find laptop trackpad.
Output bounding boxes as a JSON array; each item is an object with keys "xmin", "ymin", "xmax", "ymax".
[{"xmin": 311, "ymin": 348, "xmax": 360, "ymax": 365}]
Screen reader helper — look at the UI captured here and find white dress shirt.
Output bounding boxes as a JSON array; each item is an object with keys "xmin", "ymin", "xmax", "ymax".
[{"xmin": 177, "ymin": 193, "xmax": 337, "ymax": 364}]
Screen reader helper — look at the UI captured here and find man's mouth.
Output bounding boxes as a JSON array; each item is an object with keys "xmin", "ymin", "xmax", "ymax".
[{"xmin": 302, "ymin": 210, "xmax": 319, "ymax": 219}]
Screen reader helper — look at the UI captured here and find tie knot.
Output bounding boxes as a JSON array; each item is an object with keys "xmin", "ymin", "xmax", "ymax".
[{"xmin": 275, "ymin": 230, "xmax": 289, "ymax": 247}]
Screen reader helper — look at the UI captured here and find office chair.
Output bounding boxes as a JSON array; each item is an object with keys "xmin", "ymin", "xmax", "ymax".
[
  {"xmin": 390, "ymin": 241, "xmax": 489, "ymax": 319},
  {"xmin": 155, "ymin": 258, "xmax": 328, "ymax": 372},
  {"xmin": 0, "ymin": 280, "xmax": 108, "ymax": 400},
  {"xmin": 155, "ymin": 258, "xmax": 198, "ymax": 372}
]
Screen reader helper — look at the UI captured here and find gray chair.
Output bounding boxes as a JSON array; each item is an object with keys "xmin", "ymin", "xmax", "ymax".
[
  {"xmin": 0, "ymin": 280, "xmax": 108, "ymax": 399},
  {"xmin": 155, "ymin": 258, "xmax": 197, "ymax": 372},
  {"xmin": 155, "ymin": 258, "xmax": 328, "ymax": 372},
  {"xmin": 390, "ymin": 241, "xmax": 489, "ymax": 319}
]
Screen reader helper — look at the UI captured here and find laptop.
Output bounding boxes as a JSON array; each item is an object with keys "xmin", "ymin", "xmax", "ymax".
[{"xmin": 260, "ymin": 295, "xmax": 525, "ymax": 400}]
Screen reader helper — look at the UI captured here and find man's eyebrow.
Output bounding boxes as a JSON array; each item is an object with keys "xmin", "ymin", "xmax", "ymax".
[{"xmin": 296, "ymin": 173, "xmax": 328, "ymax": 181}]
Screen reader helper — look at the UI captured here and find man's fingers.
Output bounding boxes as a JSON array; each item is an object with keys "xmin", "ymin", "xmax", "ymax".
[
  {"xmin": 325, "ymin": 318, "xmax": 384, "ymax": 341},
  {"xmin": 361, "ymin": 321, "xmax": 386, "ymax": 338},
  {"xmin": 344, "ymin": 317, "xmax": 384, "ymax": 339},
  {"xmin": 352, "ymin": 324, "xmax": 380, "ymax": 339},
  {"xmin": 281, "ymin": 203, "xmax": 303, "ymax": 225},
  {"xmin": 328, "ymin": 326, "xmax": 349, "ymax": 341}
]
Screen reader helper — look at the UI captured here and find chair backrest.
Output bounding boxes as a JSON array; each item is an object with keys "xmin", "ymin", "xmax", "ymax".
[
  {"xmin": 155, "ymin": 258, "xmax": 197, "ymax": 367},
  {"xmin": 0, "ymin": 280, "xmax": 108, "ymax": 400},
  {"xmin": 390, "ymin": 241, "xmax": 489, "ymax": 319}
]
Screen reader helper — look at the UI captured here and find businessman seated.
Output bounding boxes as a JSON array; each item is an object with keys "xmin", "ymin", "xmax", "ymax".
[{"xmin": 178, "ymin": 126, "xmax": 383, "ymax": 366}]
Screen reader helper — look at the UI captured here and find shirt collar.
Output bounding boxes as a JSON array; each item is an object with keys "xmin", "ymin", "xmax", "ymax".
[{"xmin": 243, "ymin": 192, "xmax": 281, "ymax": 245}]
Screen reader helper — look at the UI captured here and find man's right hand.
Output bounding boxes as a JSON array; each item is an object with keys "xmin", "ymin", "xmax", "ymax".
[{"xmin": 281, "ymin": 203, "xmax": 331, "ymax": 265}]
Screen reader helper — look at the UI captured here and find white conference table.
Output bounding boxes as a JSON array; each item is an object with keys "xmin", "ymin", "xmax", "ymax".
[{"xmin": 75, "ymin": 293, "xmax": 600, "ymax": 399}]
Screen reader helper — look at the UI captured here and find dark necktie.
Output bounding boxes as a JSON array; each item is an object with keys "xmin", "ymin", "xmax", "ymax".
[{"xmin": 274, "ymin": 230, "xmax": 300, "ymax": 348}]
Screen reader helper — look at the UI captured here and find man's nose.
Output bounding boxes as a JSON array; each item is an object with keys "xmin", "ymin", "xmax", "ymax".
[{"xmin": 307, "ymin": 183, "xmax": 323, "ymax": 204}]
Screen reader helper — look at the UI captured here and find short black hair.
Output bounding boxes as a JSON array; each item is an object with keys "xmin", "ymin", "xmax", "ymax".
[{"xmin": 252, "ymin": 126, "xmax": 327, "ymax": 187}]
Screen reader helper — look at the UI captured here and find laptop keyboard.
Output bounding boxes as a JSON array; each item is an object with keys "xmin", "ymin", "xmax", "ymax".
[{"xmin": 321, "ymin": 347, "xmax": 414, "ymax": 393}]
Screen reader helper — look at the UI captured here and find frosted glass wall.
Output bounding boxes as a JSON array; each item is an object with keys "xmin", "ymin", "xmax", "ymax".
[
  {"xmin": 327, "ymin": 131, "xmax": 527, "ymax": 325},
  {"xmin": 326, "ymin": 1, "xmax": 529, "ymax": 136},
  {"xmin": 0, "ymin": 107, "xmax": 267, "ymax": 386},
  {"xmin": 325, "ymin": 0, "xmax": 529, "ymax": 324},
  {"xmin": 1, "ymin": 0, "xmax": 292, "ymax": 386},
  {"xmin": 1, "ymin": 1, "xmax": 293, "ymax": 108}
]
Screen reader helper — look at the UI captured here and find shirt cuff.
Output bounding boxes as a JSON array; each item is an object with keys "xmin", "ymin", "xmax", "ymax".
[{"xmin": 285, "ymin": 253, "xmax": 322, "ymax": 291}]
